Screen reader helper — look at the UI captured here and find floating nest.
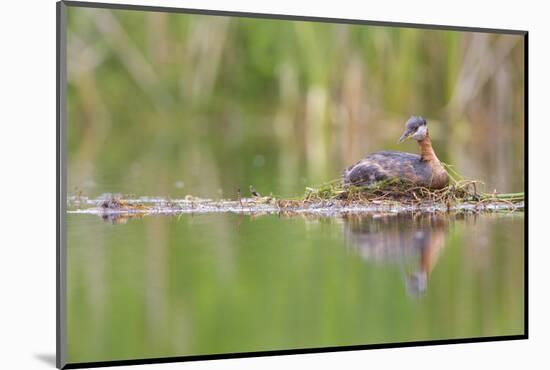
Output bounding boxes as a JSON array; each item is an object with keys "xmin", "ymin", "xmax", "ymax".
[
  {"xmin": 69, "ymin": 164, "xmax": 524, "ymax": 219},
  {"xmin": 304, "ymin": 162, "xmax": 522, "ymax": 207},
  {"xmin": 302, "ymin": 178, "xmax": 523, "ymax": 210}
]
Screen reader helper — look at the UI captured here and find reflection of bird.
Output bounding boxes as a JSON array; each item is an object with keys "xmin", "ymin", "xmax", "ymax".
[
  {"xmin": 343, "ymin": 213, "xmax": 448, "ymax": 297},
  {"xmin": 100, "ymin": 213, "xmax": 144, "ymax": 224},
  {"xmin": 343, "ymin": 116, "xmax": 449, "ymax": 189}
]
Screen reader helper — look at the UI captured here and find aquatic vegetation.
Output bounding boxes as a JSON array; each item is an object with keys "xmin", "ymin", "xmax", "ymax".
[
  {"xmin": 68, "ymin": 171, "xmax": 523, "ymax": 221},
  {"xmin": 304, "ymin": 163, "xmax": 523, "ymax": 210}
]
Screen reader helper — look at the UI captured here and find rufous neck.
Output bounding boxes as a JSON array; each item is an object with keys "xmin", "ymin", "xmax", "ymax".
[{"xmin": 418, "ymin": 132, "xmax": 438, "ymax": 162}]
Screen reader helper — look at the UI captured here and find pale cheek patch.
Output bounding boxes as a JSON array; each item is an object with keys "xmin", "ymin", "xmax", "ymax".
[{"xmin": 412, "ymin": 125, "xmax": 427, "ymax": 140}]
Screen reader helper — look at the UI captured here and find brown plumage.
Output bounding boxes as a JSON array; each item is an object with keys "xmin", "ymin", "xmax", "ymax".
[{"xmin": 343, "ymin": 116, "xmax": 449, "ymax": 189}]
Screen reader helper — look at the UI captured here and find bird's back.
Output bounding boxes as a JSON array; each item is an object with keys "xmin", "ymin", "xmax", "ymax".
[{"xmin": 343, "ymin": 150, "xmax": 434, "ymax": 187}]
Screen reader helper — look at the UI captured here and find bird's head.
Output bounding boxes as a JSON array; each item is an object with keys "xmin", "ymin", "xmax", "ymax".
[
  {"xmin": 405, "ymin": 271, "xmax": 428, "ymax": 298},
  {"xmin": 399, "ymin": 116, "xmax": 428, "ymax": 143}
]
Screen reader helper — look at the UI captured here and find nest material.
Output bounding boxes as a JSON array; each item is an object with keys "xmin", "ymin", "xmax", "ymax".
[
  {"xmin": 303, "ymin": 173, "xmax": 523, "ymax": 209},
  {"xmin": 89, "ymin": 163, "xmax": 523, "ymax": 216}
]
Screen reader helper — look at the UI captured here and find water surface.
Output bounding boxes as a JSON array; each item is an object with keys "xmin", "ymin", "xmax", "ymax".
[{"xmin": 67, "ymin": 211, "xmax": 524, "ymax": 363}]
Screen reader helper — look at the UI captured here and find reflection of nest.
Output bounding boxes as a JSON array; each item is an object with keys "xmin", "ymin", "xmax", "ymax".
[
  {"xmin": 343, "ymin": 213, "xmax": 449, "ymax": 297},
  {"xmin": 100, "ymin": 213, "xmax": 145, "ymax": 224}
]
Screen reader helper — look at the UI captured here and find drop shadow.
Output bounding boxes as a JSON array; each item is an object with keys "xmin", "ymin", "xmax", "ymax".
[{"xmin": 34, "ymin": 353, "xmax": 56, "ymax": 367}]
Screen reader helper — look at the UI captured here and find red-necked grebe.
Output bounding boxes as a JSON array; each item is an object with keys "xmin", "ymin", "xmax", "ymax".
[{"xmin": 343, "ymin": 116, "xmax": 449, "ymax": 189}]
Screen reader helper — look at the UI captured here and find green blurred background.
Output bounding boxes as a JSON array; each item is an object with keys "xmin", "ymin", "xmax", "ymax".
[
  {"xmin": 67, "ymin": 7, "xmax": 525, "ymax": 199},
  {"xmin": 65, "ymin": 6, "xmax": 525, "ymax": 365}
]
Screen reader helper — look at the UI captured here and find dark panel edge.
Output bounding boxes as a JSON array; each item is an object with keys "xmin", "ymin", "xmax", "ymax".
[
  {"xmin": 63, "ymin": 335, "xmax": 527, "ymax": 369},
  {"xmin": 523, "ymin": 32, "xmax": 529, "ymax": 337},
  {"xmin": 56, "ymin": 1, "xmax": 60, "ymax": 368},
  {"xmin": 57, "ymin": 1, "xmax": 68, "ymax": 369}
]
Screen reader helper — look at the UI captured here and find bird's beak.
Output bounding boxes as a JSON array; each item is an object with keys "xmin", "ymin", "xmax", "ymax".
[{"xmin": 398, "ymin": 129, "xmax": 412, "ymax": 143}]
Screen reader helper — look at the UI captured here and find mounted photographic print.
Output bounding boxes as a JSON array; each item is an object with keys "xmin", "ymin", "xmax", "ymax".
[{"xmin": 57, "ymin": 1, "xmax": 527, "ymax": 368}]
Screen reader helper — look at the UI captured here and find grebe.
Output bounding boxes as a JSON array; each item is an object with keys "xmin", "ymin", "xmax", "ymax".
[{"xmin": 343, "ymin": 116, "xmax": 449, "ymax": 189}]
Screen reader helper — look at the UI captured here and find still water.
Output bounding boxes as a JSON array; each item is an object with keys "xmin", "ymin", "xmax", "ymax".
[{"xmin": 67, "ymin": 211, "xmax": 524, "ymax": 363}]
